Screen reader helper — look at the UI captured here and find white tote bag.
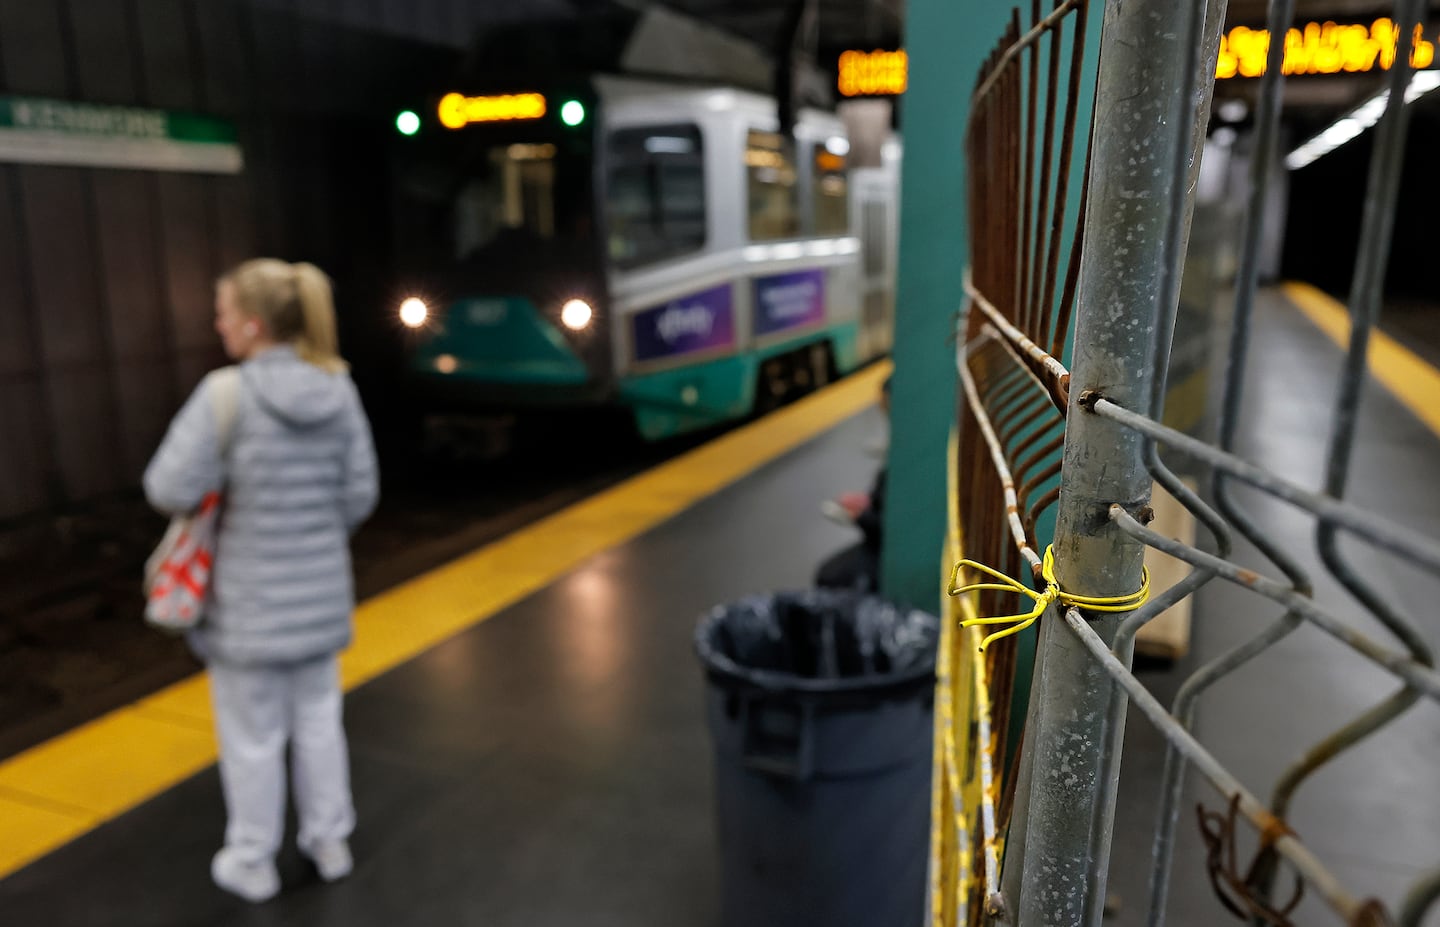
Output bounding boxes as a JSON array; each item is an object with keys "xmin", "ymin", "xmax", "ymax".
[{"xmin": 143, "ymin": 367, "xmax": 240, "ymax": 631}]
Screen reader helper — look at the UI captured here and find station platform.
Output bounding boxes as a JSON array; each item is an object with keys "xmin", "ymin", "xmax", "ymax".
[
  {"xmin": 0, "ymin": 287, "xmax": 1437, "ymax": 926},
  {"xmin": 1102, "ymin": 286, "xmax": 1440, "ymax": 925},
  {"xmin": 0, "ymin": 364, "xmax": 890, "ymax": 926}
]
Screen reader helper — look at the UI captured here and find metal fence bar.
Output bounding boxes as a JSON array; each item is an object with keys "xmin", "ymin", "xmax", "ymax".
[
  {"xmin": 1059, "ymin": 607, "xmax": 1383, "ymax": 922},
  {"xmin": 1136, "ymin": 1, "xmax": 1292, "ymax": 913},
  {"xmin": 972, "ymin": 0, "xmax": 1084, "ymax": 110},
  {"xmin": 1274, "ymin": 0, "xmax": 1436, "ymax": 874},
  {"xmin": 1083, "ymin": 0, "xmax": 1224, "ymax": 912},
  {"xmin": 965, "ymin": 271, "xmax": 1070, "ymax": 404},
  {"xmin": 1399, "ymin": 867, "xmax": 1440, "ymax": 927},
  {"xmin": 960, "ymin": 336, "xmax": 1047, "ymax": 572},
  {"xmin": 969, "ymin": 618, "xmax": 1005, "ymax": 912},
  {"xmin": 1087, "ymin": 0, "xmax": 1225, "ymax": 912},
  {"xmin": 1020, "ymin": 0, "xmax": 1041, "ymax": 340},
  {"xmin": 1086, "ymin": 396, "xmax": 1440, "ymax": 572},
  {"xmin": 1110, "ymin": 505, "xmax": 1440, "ymax": 700},
  {"xmin": 1044, "ymin": 4, "xmax": 1090, "ymax": 359},
  {"xmin": 939, "ymin": 1, "xmax": 1438, "ymax": 924},
  {"xmin": 1171, "ymin": 5, "xmax": 1326, "ymax": 915},
  {"xmin": 998, "ymin": 0, "xmax": 1204, "ymax": 920}
]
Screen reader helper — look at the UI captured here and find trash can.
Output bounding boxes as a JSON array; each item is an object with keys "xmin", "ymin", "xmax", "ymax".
[{"xmin": 694, "ymin": 589, "xmax": 939, "ymax": 927}]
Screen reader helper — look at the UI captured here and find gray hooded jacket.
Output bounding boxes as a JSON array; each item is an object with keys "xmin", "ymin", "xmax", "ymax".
[{"xmin": 144, "ymin": 345, "xmax": 379, "ymax": 665}]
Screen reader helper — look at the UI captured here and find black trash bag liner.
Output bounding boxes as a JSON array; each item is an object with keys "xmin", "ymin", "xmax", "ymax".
[{"xmin": 695, "ymin": 589, "xmax": 938, "ymax": 692}]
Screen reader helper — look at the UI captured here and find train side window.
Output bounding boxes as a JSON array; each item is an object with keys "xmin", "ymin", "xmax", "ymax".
[
  {"xmin": 746, "ymin": 130, "xmax": 800, "ymax": 241},
  {"xmin": 605, "ymin": 124, "xmax": 706, "ymax": 269},
  {"xmin": 811, "ymin": 142, "xmax": 849, "ymax": 236}
]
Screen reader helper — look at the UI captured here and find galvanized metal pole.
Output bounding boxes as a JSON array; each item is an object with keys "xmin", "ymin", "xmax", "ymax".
[{"xmin": 999, "ymin": 0, "xmax": 1197, "ymax": 923}]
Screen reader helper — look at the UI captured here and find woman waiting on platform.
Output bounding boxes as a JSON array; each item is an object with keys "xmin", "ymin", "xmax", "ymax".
[{"xmin": 144, "ymin": 259, "xmax": 379, "ymax": 903}]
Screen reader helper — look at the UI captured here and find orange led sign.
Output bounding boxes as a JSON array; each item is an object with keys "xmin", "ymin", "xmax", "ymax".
[
  {"xmin": 838, "ymin": 50, "xmax": 908, "ymax": 97},
  {"xmin": 437, "ymin": 92, "xmax": 546, "ymax": 128},
  {"xmin": 1217, "ymin": 18, "xmax": 1436, "ymax": 78}
]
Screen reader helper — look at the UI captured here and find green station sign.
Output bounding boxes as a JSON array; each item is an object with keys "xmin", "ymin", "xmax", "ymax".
[{"xmin": 0, "ymin": 96, "xmax": 242, "ymax": 174}]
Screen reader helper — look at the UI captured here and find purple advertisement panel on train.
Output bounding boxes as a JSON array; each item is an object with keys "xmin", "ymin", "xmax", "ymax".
[
  {"xmin": 753, "ymin": 268, "xmax": 826, "ymax": 336},
  {"xmin": 631, "ymin": 283, "xmax": 736, "ymax": 363}
]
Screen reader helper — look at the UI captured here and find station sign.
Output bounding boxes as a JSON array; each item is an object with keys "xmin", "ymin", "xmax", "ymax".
[
  {"xmin": 0, "ymin": 96, "xmax": 241, "ymax": 173},
  {"xmin": 632, "ymin": 285, "xmax": 736, "ymax": 363},
  {"xmin": 1217, "ymin": 18, "xmax": 1437, "ymax": 78},
  {"xmin": 754, "ymin": 269, "xmax": 825, "ymax": 336},
  {"xmin": 838, "ymin": 50, "xmax": 908, "ymax": 97},
  {"xmin": 437, "ymin": 92, "xmax": 547, "ymax": 129}
]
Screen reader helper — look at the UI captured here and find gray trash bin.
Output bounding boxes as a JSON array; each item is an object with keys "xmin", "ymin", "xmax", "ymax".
[{"xmin": 694, "ymin": 589, "xmax": 939, "ymax": 927}]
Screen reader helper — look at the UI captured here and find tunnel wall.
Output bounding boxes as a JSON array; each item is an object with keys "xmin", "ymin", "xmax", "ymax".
[
  {"xmin": 1281, "ymin": 104, "xmax": 1439, "ymax": 303},
  {"xmin": 0, "ymin": 0, "xmax": 480, "ymax": 520}
]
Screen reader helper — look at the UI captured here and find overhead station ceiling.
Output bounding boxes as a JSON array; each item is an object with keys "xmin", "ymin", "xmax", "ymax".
[
  {"xmin": 640, "ymin": 0, "xmax": 1434, "ymax": 115},
  {"xmin": 1227, "ymin": 0, "xmax": 1440, "ymax": 23},
  {"xmin": 267, "ymin": 1, "xmax": 1433, "ymax": 119},
  {"xmin": 654, "ymin": 0, "xmax": 904, "ymax": 56},
  {"xmin": 269, "ymin": 0, "xmax": 1435, "ymax": 129}
]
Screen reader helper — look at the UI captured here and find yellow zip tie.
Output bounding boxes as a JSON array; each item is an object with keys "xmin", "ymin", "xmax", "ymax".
[{"xmin": 946, "ymin": 545, "xmax": 1150, "ymax": 652}]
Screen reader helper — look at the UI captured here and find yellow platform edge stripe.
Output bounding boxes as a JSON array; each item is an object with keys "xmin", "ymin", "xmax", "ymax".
[
  {"xmin": 0, "ymin": 361, "xmax": 891, "ymax": 880},
  {"xmin": 1282, "ymin": 281, "xmax": 1440, "ymax": 439}
]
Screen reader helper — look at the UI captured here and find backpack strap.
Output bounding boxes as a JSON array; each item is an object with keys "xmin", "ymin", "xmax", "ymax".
[{"xmin": 209, "ymin": 366, "xmax": 242, "ymax": 458}]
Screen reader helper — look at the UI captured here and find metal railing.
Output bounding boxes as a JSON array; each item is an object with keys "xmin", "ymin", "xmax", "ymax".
[{"xmin": 932, "ymin": 0, "xmax": 1440, "ymax": 924}]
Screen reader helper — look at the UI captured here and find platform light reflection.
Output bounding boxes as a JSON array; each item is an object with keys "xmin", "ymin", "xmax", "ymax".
[{"xmin": 558, "ymin": 568, "xmax": 627, "ymax": 699}]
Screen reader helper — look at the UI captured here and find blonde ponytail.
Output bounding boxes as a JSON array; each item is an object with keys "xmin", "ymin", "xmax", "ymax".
[
  {"xmin": 220, "ymin": 258, "xmax": 347, "ymax": 373},
  {"xmin": 290, "ymin": 262, "xmax": 346, "ymax": 373}
]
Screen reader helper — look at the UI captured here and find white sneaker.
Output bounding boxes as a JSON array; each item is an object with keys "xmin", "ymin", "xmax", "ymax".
[
  {"xmin": 302, "ymin": 839, "xmax": 353, "ymax": 882},
  {"xmin": 211, "ymin": 848, "xmax": 280, "ymax": 903}
]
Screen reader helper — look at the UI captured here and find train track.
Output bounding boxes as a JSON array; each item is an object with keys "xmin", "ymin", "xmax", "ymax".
[{"xmin": 0, "ymin": 417, "xmax": 712, "ymax": 761}]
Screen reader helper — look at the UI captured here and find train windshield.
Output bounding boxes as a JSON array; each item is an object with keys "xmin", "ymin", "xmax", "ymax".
[
  {"xmin": 392, "ymin": 132, "xmax": 594, "ymax": 272},
  {"xmin": 451, "ymin": 144, "xmax": 559, "ymax": 258}
]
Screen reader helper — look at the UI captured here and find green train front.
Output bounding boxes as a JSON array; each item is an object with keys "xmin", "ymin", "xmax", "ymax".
[{"xmin": 390, "ymin": 78, "xmax": 895, "ymax": 441}]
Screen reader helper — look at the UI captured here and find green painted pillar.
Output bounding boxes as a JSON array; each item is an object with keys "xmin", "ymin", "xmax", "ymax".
[{"xmin": 880, "ymin": 0, "xmax": 1015, "ymax": 611}]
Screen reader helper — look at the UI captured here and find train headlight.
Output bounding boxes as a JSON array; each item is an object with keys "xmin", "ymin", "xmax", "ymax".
[
  {"xmin": 399, "ymin": 297, "xmax": 429, "ymax": 328},
  {"xmin": 560, "ymin": 299, "xmax": 593, "ymax": 331}
]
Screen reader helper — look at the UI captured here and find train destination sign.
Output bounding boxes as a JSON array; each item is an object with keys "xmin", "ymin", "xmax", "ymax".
[
  {"xmin": 1217, "ymin": 18, "xmax": 1437, "ymax": 77},
  {"xmin": 839, "ymin": 21, "xmax": 1435, "ymax": 95},
  {"xmin": 838, "ymin": 50, "xmax": 908, "ymax": 97},
  {"xmin": 0, "ymin": 96, "xmax": 242, "ymax": 173},
  {"xmin": 437, "ymin": 92, "xmax": 547, "ymax": 128}
]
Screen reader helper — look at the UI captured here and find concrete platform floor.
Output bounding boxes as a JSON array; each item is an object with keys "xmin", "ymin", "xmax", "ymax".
[
  {"xmin": 1, "ymin": 290, "xmax": 1436, "ymax": 925},
  {"xmin": 1103, "ymin": 290, "xmax": 1440, "ymax": 926},
  {"xmin": 0, "ymin": 408, "xmax": 884, "ymax": 927}
]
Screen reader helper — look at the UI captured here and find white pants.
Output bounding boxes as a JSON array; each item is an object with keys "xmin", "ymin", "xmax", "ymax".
[{"xmin": 208, "ymin": 656, "xmax": 355, "ymax": 863}]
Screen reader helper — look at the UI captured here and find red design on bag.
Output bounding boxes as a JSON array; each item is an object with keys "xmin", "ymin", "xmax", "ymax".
[{"xmin": 145, "ymin": 492, "xmax": 222, "ymax": 630}]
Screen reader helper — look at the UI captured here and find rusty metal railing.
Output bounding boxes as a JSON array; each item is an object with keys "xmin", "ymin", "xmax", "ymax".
[{"xmin": 933, "ymin": 0, "xmax": 1440, "ymax": 924}]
